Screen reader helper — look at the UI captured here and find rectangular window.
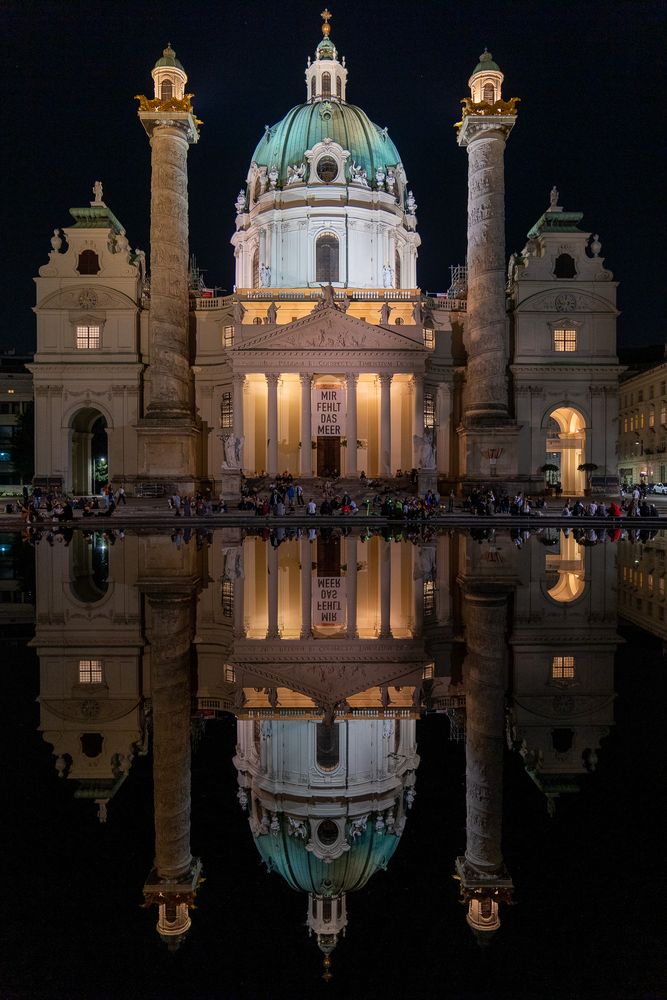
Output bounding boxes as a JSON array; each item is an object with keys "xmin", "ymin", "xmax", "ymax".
[
  {"xmin": 638, "ymin": 390, "xmax": 644, "ymax": 403},
  {"xmin": 221, "ymin": 391, "xmax": 233, "ymax": 429},
  {"xmin": 423, "ymin": 325, "xmax": 435, "ymax": 350},
  {"xmin": 649, "ymin": 410, "xmax": 655, "ymax": 428},
  {"xmin": 640, "ymin": 413, "xmax": 645, "ymax": 429},
  {"xmin": 422, "ymin": 663, "xmax": 434, "ymax": 680},
  {"xmin": 552, "ymin": 655, "xmax": 575, "ymax": 680},
  {"xmin": 660, "ymin": 577, "xmax": 665, "ymax": 599},
  {"xmin": 224, "ymin": 663, "xmax": 236, "ymax": 683},
  {"xmin": 222, "ymin": 325, "xmax": 234, "ymax": 349},
  {"xmin": 648, "ymin": 574, "xmax": 654, "ymax": 593},
  {"xmin": 661, "ymin": 402, "xmax": 666, "ymax": 425},
  {"xmin": 424, "ymin": 391, "xmax": 435, "ymax": 430},
  {"xmin": 553, "ymin": 328, "xmax": 576, "ymax": 352},
  {"xmin": 76, "ymin": 324, "xmax": 101, "ymax": 349},
  {"xmin": 222, "ymin": 579, "xmax": 234, "ymax": 618},
  {"xmin": 423, "ymin": 579, "xmax": 435, "ymax": 618},
  {"xmin": 623, "ymin": 417, "xmax": 628, "ymax": 432},
  {"xmin": 79, "ymin": 658, "xmax": 103, "ymax": 684}
]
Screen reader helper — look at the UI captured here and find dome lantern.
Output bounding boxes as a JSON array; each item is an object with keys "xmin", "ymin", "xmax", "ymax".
[
  {"xmin": 468, "ymin": 48, "xmax": 504, "ymax": 105},
  {"xmin": 306, "ymin": 8, "xmax": 348, "ymax": 103},
  {"xmin": 151, "ymin": 43, "xmax": 188, "ymax": 102}
]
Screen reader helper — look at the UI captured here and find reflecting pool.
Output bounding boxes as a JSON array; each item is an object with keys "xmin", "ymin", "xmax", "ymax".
[{"xmin": 1, "ymin": 526, "xmax": 665, "ymax": 999}]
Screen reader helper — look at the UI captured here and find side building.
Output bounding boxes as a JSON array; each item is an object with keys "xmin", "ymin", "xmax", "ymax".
[{"xmin": 617, "ymin": 356, "xmax": 667, "ymax": 487}]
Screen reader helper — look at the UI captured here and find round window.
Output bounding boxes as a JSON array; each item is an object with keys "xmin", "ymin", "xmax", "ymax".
[
  {"xmin": 316, "ymin": 157, "xmax": 338, "ymax": 183},
  {"xmin": 317, "ymin": 820, "xmax": 339, "ymax": 845}
]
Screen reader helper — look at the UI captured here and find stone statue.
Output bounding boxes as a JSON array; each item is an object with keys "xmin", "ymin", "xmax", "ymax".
[
  {"xmin": 412, "ymin": 300, "xmax": 421, "ymax": 324},
  {"xmin": 549, "ymin": 186, "xmax": 559, "ymax": 209},
  {"xmin": 349, "ymin": 815, "xmax": 368, "ymax": 841},
  {"xmin": 350, "ymin": 160, "xmax": 369, "ymax": 186},
  {"xmin": 222, "ymin": 433, "xmax": 244, "ymax": 469},
  {"xmin": 317, "ymin": 282, "xmax": 337, "ymax": 309},
  {"xmin": 233, "ymin": 299, "xmax": 246, "ymax": 324},
  {"xmin": 268, "ymin": 164, "xmax": 279, "ymax": 189},
  {"xmin": 382, "ymin": 264, "xmax": 394, "ymax": 288},
  {"xmin": 91, "ymin": 180, "xmax": 104, "ymax": 206},
  {"xmin": 266, "ymin": 301, "xmax": 277, "ymax": 324},
  {"xmin": 375, "ymin": 166, "xmax": 386, "ymax": 187},
  {"xmin": 287, "ymin": 817, "xmax": 309, "ymax": 839},
  {"xmin": 406, "ymin": 190, "xmax": 417, "ymax": 214},
  {"xmin": 287, "ymin": 162, "xmax": 306, "ymax": 185},
  {"xmin": 259, "ymin": 263, "xmax": 271, "ymax": 287},
  {"xmin": 223, "ymin": 545, "xmax": 243, "ymax": 580},
  {"xmin": 379, "ymin": 301, "xmax": 392, "ymax": 325},
  {"xmin": 405, "ymin": 786, "xmax": 416, "ymax": 809},
  {"xmin": 115, "ymin": 229, "xmax": 129, "ymax": 254},
  {"xmin": 590, "ymin": 233, "xmax": 602, "ymax": 256},
  {"xmin": 50, "ymin": 228, "xmax": 63, "ymax": 253},
  {"xmin": 386, "ymin": 166, "xmax": 396, "ymax": 194},
  {"xmin": 235, "ymin": 189, "xmax": 246, "ymax": 214},
  {"xmin": 134, "ymin": 249, "xmax": 146, "ymax": 283},
  {"xmin": 237, "ymin": 788, "xmax": 249, "ymax": 811}
]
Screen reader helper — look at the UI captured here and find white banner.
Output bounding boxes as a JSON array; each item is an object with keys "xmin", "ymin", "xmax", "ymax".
[
  {"xmin": 312, "ymin": 576, "xmax": 347, "ymax": 627},
  {"xmin": 313, "ymin": 386, "xmax": 346, "ymax": 437}
]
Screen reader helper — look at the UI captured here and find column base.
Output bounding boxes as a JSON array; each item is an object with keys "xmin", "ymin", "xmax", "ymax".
[
  {"xmin": 417, "ymin": 470, "xmax": 438, "ymax": 495},
  {"xmin": 136, "ymin": 419, "xmax": 201, "ymax": 494},
  {"xmin": 220, "ymin": 468, "xmax": 242, "ymax": 500},
  {"xmin": 457, "ymin": 422, "xmax": 533, "ymax": 494}
]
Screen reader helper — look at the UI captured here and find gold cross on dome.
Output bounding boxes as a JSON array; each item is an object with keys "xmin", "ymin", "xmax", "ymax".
[{"xmin": 321, "ymin": 8, "xmax": 332, "ymax": 35}]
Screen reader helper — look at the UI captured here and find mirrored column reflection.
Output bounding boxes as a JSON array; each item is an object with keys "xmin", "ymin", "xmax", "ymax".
[{"xmin": 30, "ymin": 526, "xmax": 620, "ymax": 974}]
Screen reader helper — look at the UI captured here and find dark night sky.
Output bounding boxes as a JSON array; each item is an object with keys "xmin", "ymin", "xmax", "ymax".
[{"xmin": 3, "ymin": 0, "xmax": 665, "ymax": 352}]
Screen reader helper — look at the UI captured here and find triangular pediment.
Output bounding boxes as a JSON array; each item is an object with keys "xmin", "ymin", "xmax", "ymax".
[{"xmin": 234, "ymin": 302, "xmax": 425, "ymax": 352}]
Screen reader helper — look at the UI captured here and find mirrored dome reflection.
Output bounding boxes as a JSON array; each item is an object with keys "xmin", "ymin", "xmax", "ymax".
[{"xmin": 31, "ymin": 528, "xmax": 619, "ymax": 974}]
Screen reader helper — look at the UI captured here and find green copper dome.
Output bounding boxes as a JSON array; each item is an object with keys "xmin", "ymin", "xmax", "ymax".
[
  {"xmin": 472, "ymin": 49, "xmax": 500, "ymax": 75},
  {"xmin": 154, "ymin": 44, "xmax": 184, "ymax": 71},
  {"xmin": 255, "ymin": 818, "xmax": 401, "ymax": 894},
  {"xmin": 251, "ymin": 102, "xmax": 402, "ymax": 187},
  {"xmin": 316, "ymin": 35, "xmax": 335, "ymax": 58}
]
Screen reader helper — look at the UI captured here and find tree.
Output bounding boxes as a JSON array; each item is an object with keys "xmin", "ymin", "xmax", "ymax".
[{"xmin": 94, "ymin": 457, "xmax": 109, "ymax": 490}]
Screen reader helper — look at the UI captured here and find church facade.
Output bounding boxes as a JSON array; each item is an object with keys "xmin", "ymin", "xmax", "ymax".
[{"xmin": 30, "ymin": 18, "xmax": 620, "ymax": 496}]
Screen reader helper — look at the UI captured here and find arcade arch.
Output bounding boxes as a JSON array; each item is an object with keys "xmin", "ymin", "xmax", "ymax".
[
  {"xmin": 70, "ymin": 408, "xmax": 108, "ymax": 495},
  {"xmin": 544, "ymin": 406, "xmax": 586, "ymax": 495}
]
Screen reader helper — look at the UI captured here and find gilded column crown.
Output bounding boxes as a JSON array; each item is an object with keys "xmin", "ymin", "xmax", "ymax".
[
  {"xmin": 135, "ymin": 44, "xmax": 202, "ymax": 142},
  {"xmin": 456, "ymin": 49, "xmax": 519, "ymax": 142}
]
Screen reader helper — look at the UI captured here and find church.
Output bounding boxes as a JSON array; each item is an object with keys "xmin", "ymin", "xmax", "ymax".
[{"xmin": 30, "ymin": 13, "xmax": 620, "ymax": 497}]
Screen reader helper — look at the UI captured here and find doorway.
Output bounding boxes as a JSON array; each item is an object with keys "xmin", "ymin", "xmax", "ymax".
[
  {"xmin": 317, "ymin": 436, "xmax": 340, "ymax": 477},
  {"xmin": 70, "ymin": 408, "xmax": 108, "ymax": 495}
]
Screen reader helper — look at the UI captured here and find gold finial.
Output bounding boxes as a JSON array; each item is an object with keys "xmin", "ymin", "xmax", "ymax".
[{"xmin": 321, "ymin": 7, "xmax": 332, "ymax": 36}]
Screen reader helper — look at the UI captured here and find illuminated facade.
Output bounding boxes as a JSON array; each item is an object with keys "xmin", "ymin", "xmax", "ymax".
[
  {"xmin": 617, "ymin": 361, "xmax": 667, "ymax": 486},
  {"xmin": 30, "ymin": 18, "xmax": 620, "ymax": 495}
]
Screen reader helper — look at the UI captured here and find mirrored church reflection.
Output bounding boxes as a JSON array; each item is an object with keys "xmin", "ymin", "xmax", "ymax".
[{"xmin": 30, "ymin": 527, "xmax": 620, "ymax": 969}]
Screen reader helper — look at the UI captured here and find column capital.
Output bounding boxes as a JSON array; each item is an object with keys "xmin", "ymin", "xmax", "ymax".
[
  {"xmin": 300, "ymin": 373, "xmax": 314, "ymax": 388},
  {"xmin": 266, "ymin": 373, "xmax": 280, "ymax": 386},
  {"xmin": 346, "ymin": 373, "xmax": 359, "ymax": 387},
  {"xmin": 379, "ymin": 373, "xmax": 393, "ymax": 386}
]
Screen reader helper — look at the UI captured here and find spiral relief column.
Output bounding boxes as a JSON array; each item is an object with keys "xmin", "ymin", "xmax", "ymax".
[
  {"xmin": 136, "ymin": 46, "xmax": 201, "ymax": 490},
  {"xmin": 456, "ymin": 52, "xmax": 519, "ymax": 485},
  {"xmin": 455, "ymin": 585, "xmax": 514, "ymax": 943}
]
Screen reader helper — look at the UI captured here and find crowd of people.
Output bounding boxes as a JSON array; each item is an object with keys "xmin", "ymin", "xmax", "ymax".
[{"xmin": 2, "ymin": 475, "xmax": 663, "ymax": 524}]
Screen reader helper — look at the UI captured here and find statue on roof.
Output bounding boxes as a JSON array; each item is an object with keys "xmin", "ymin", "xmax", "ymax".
[
  {"xmin": 91, "ymin": 180, "xmax": 105, "ymax": 206},
  {"xmin": 549, "ymin": 186, "xmax": 559, "ymax": 209}
]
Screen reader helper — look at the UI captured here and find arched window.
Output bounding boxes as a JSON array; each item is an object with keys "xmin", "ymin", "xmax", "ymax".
[
  {"xmin": 253, "ymin": 177, "xmax": 262, "ymax": 202},
  {"xmin": 336, "ymin": 77, "xmax": 341, "ymax": 99},
  {"xmin": 394, "ymin": 249, "xmax": 402, "ymax": 289},
  {"xmin": 160, "ymin": 79, "xmax": 173, "ymax": 101},
  {"xmin": 252, "ymin": 248, "xmax": 259, "ymax": 288},
  {"xmin": 316, "ymin": 233, "xmax": 339, "ymax": 283},
  {"xmin": 77, "ymin": 250, "xmax": 100, "ymax": 275},
  {"xmin": 321, "ymin": 72, "xmax": 331, "ymax": 97},
  {"xmin": 316, "ymin": 723, "xmax": 339, "ymax": 770},
  {"xmin": 554, "ymin": 253, "xmax": 576, "ymax": 279},
  {"xmin": 310, "ymin": 77, "xmax": 316, "ymax": 101},
  {"xmin": 483, "ymin": 83, "xmax": 495, "ymax": 104}
]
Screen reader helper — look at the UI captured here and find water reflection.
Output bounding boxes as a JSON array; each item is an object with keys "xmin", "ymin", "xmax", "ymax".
[{"xmin": 22, "ymin": 526, "xmax": 659, "ymax": 979}]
